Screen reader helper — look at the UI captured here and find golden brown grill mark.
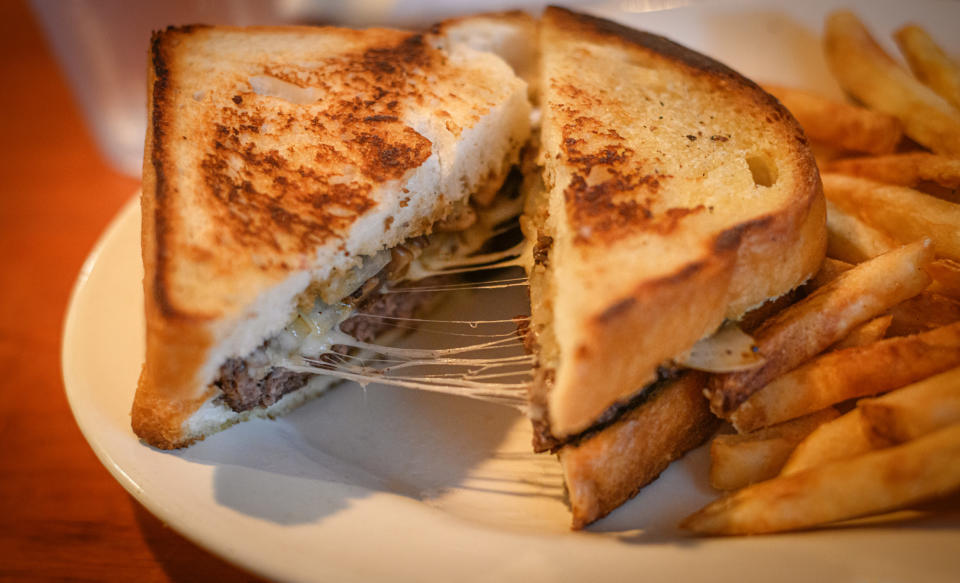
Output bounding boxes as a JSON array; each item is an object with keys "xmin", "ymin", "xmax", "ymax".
[
  {"xmin": 558, "ymin": 103, "xmax": 699, "ymax": 245},
  {"xmin": 560, "ymin": 110, "xmax": 662, "ymax": 244},
  {"xmin": 201, "ymin": 115, "xmax": 383, "ymax": 249},
  {"xmin": 193, "ymin": 32, "xmax": 445, "ymax": 260},
  {"xmin": 350, "ymin": 129, "xmax": 432, "ymax": 182}
]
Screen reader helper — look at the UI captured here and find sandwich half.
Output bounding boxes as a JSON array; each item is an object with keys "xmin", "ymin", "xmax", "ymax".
[
  {"xmin": 521, "ymin": 7, "xmax": 826, "ymax": 527},
  {"xmin": 132, "ymin": 24, "xmax": 531, "ymax": 449}
]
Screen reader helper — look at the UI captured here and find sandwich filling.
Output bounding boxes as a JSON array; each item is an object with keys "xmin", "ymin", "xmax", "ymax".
[
  {"xmin": 210, "ymin": 175, "xmax": 526, "ymax": 413},
  {"xmin": 212, "ymin": 242, "xmax": 428, "ymax": 412}
]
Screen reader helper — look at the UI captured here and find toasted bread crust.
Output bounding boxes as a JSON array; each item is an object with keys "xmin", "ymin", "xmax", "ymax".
[
  {"xmin": 559, "ymin": 372, "xmax": 719, "ymax": 529},
  {"xmin": 725, "ymin": 178, "xmax": 826, "ymax": 318},
  {"xmin": 550, "ymin": 238, "xmax": 738, "ymax": 435},
  {"xmin": 134, "ymin": 30, "xmax": 219, "ymax": 449},
  {"xmin": 534, "ymin": 7, "xmax": 826, "ymax": 438},
  {"xmin": 547, "ymin": 9, "xmax": 761, "ymax": 91},
  {"xmin": 131, "ymin": 370, "xmax": 217, "ymax": 450}
]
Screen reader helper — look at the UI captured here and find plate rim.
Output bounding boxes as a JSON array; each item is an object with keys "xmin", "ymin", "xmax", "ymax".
[{"xmin": 59, "ymin": 1, "xmax": 960, "ymax": 580}]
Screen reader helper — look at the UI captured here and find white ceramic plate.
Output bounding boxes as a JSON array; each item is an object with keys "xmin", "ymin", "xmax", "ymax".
[{"xmin": 63, "ymin": 1, "xmax": 960, "ymax": 581}]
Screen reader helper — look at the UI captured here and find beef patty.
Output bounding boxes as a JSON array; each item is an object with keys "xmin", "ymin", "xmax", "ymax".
[{"xmin": 214, "ymin": 276, "xmax": 439, "ymax": 412}]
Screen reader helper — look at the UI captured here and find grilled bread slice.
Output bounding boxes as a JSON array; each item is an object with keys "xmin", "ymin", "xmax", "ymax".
[
  {"xmin": 133, "ymin": 24, "xmax": 531, "ymax": 449},
  {"xmin": 559, "ymin": 372, "xmax": 720, "ymax": 529},
  {"xmin": 525, "ymin": 7, "xmax": 825, "ymax": 448}
]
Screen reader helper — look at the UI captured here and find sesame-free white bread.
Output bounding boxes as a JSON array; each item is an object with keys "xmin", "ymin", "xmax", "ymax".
[
  {"xmin": 527, "ymin": 7, "xmax": 825, "ymax": 442},
  {"xmin": 133, "ymin": 24, "xmax": 530, "ymax": 449}
]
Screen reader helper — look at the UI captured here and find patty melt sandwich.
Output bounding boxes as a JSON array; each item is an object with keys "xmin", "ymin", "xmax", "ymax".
[
  {"xmin": 132, "ymin": 23, "xmax": 531, "ymax": 449},
  {"xmin": 131, "ymin": 8, "xmax": 827, "ymax": 531}
]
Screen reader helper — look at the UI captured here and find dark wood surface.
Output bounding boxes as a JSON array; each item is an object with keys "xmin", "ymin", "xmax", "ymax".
[{"xmin": 0, "ymin": 1, "xmax": 263, "ymax": 580}]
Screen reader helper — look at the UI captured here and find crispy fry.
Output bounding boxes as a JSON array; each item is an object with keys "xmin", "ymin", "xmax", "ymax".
[
  {"xmin": 688, "ymin": 12, "xmax": 960, "ymax": 538},
  {"xmin": 926, "ymin": 258, "xmax": 960, "ymax": 300},
  {"xmin": 825, "ymin": 199, "xmax": 898, "ymax": 262},
  {"xmin": 888, "ymin": 292, "xmax": 960, "ymax": 336},
  {"xmin": 914, "ymin": 183, "xmax": 960, "ymax": 205},
  {"xmin": 710, "ymin": 408, "xmax": 840, "ymax": 491},
  {"xmin": 824, "ymin": 153, "xmax": 960, "ymax": 198},
  {"xmin": 824, "ymin": 11, "xmax": 960, "ymax": 155},
  {"xmin": 894, "ymin": 25, "xmax": 960, "ymax": 112},
  {"xmin": 823, "ymin": 173, "xmax": 960, "ymax": 260},
  {"xmin": 807, "ymin": 257, "xmax": 853, "ymax": 289},
  {"xmin": 739, "ymin": 270, "xmax": 878, "ymax": 336},
  {"xmin": 681, "ymin": 423, "xmax": 960, "ymax": 535},
  {"xmin": 783, "ymin": 365, "xmax": 960, "ymax": 476},
  {"xmin": 730, "ymin": 322, "xmax": 960, "ymax": 433},
  {"xmin": 858, "ymin": 366, "xmax": 960, "ymax": 447},
  {"xmin": 764, "ymin": 84, "xmax": 903, "ymax": 155},
  {"xmin": 832, "ymin": 315, "xmax": 892, "ymax": 349},
  {"xmin": 706, "ymin": 241, "xmax": 933, "ymax": 417},
  {"xmin": 738, "ymin": 288, "xmax": 806, "ymax": 334},
  {"xmin": 780, "ymin": 408, "xmax": 873, "ymax": 476}
]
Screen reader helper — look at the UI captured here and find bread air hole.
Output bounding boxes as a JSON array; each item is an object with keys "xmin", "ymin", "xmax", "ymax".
[
  {"xmin": 248, "ymin": 75, "xmax": 320, "ymax": 104},
  {"xmin": 746, "ymin": 154, "xmax": 778, "ymax": 187}
]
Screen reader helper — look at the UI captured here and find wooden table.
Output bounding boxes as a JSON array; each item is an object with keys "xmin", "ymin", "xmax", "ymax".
[{"xmin": 0, "ymin": 2, "xmax": 262, "ymax": 580}]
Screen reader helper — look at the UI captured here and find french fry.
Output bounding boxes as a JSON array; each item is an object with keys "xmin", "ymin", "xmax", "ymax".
[
  {"xmin": 764, "ymin": 84, "xmax": 903, "ymax": 155},
  {"xmin": 738, "ymin": 288, "xmax": 806, "ymax": 334},
  {"xmin": 894, "ymin": 24, "xmax": 960, "ymax": 112},
  {"xmin": 689, "ymin": 11, "xmax": 960, "ymax": 539},
  {"xmin": 739, "ymin": 272, "xmax": 884, "ymax": 338},
  {"xmin": 831, "ymin": 315, "xmax": 892, "ymax": 349},
  {"xmin": 783, "ymin": 366, "xmax": 960, "ymax": 476},
  {"xmin": 858, "ymin": 366, "xmax": 960, "ymax": 447},
  {"xmin": 824, "ymin": 11, "xmax": 960, "ymax": 155},
  {"xmin": 681, "ymin": 423, "xmax": 960, "ymax": 536},
  {"xmin": 730, "ymin": 321, "xmax": 960, "ymax": 433},
  {"xmin": 887, "ymin": 292, "xmax": 960, "ymax": 336},
  {"xmin": 710, "ymin": 408, "xmax": 840, "ymax": 491},
  {"xmin": 926, "ymin": 258, "xmax": 960, "ymax": 300},
  {"xmin": 825, "ymin": 199, "xmax": 898, "ymax": 263},
  {"xmin": 706, "ymin": 241, "xmax": 933, "ymax": 417},
  {"xmin": 780, "ymin": 408, "xmax": 873, "ymax": 476},
  {"xmin": 824, "ymin": 153, "xmax": 960, "ymax": 198},
  {"xmin": 807, "ymin": 257, "xmax": 852, "ymax": 289},
  {"xmin": 823, "ymin": 173, "xmax": 960, "ymax": 260}
]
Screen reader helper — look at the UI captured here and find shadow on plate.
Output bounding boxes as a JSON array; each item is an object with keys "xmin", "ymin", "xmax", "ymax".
[
  {"xmin": 586, "ymin": 440, "xmax": 717, "ymax": 546},
  {"xmin": 177, "ymin": 379, "xmax": 523, "ymax": 526},
  {"xmin": 175, "ymin": 284, "xmax": 546, "ymax": 527}
]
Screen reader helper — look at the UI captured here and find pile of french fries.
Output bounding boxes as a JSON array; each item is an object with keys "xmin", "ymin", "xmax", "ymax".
[{"xmin": 682, "ymin": 11, "xmax": 960, "ymax": 536}]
